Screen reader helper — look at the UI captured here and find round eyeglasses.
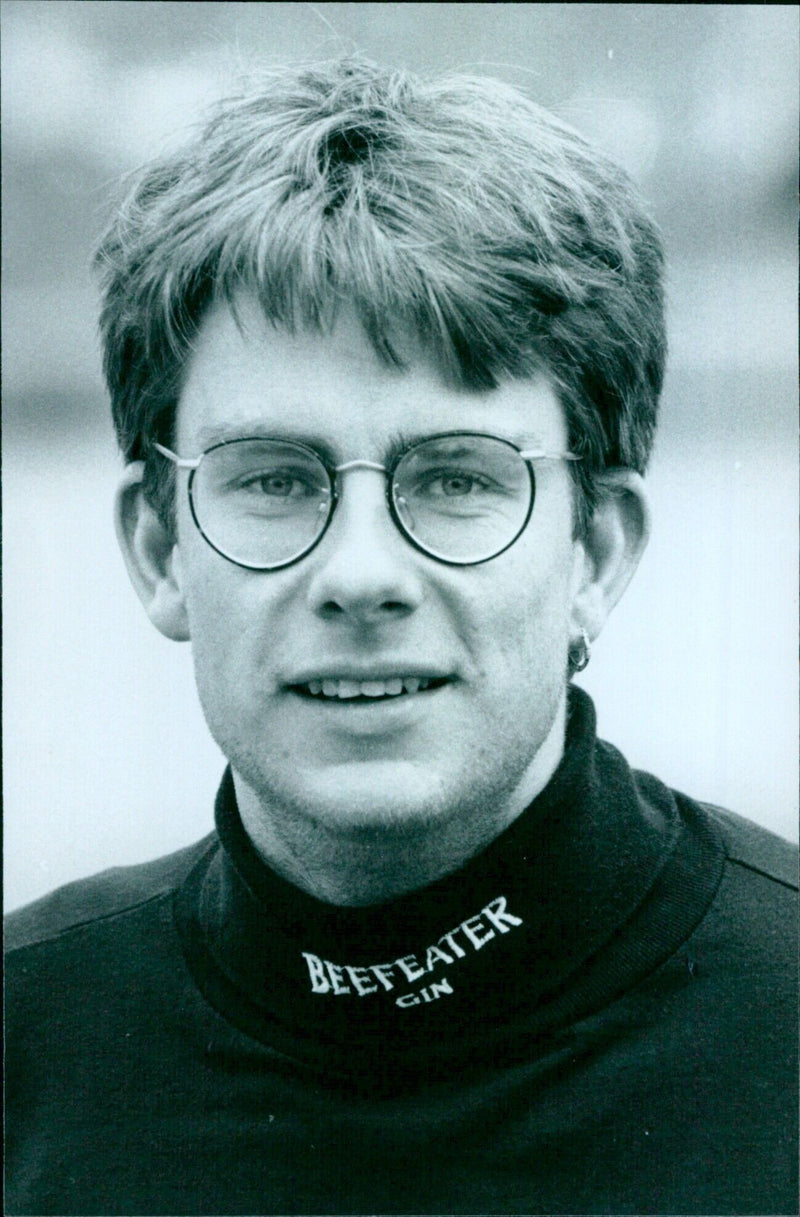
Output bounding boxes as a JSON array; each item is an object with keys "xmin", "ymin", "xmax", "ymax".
[{"xmin": 154, "ymin": 432, "xmax": 580, "ymax": 570}]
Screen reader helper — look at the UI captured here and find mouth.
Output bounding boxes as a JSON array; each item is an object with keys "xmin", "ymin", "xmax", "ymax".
[{"xmin": 288, "ymin": 675, "xmax": 451, "ymax": 703}]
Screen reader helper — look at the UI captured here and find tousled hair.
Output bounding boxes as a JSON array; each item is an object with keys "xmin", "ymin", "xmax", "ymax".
[{"xmin": 95, "ymin": 57, "xmax": 666, "ymax": 534}]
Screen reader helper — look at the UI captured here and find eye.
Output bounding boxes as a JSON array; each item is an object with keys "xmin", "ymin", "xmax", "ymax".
[
  {"xmin": 236, "ymin": 469, "xmax": 321, "ymax": 498},
  {"xmin": 415, "ymin": 468, "xmax": 496, "ymax": 498}
]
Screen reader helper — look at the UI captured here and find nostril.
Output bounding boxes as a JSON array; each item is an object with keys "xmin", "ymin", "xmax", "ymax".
[{"xmin": 318, "ymin": 598, "xmax": 410, "ymax": 619}]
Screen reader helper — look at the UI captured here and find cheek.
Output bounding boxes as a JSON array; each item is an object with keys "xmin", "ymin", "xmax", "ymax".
[
  {"xmin": 186, "ymin": 592, "xmax": 247, "ymax": 711},
  {"xmin": 177, "ymin": 543, "xmax": 274, "ymax": 700},
  {"xmin": 480, "ymin": 523, "xmax": 576, "ymax": 672},
  {"xmin": 492, "ymin": 575, "xmax": 571, "ymax": 680}
]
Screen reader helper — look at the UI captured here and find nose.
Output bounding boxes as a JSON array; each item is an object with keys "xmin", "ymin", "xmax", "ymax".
[{"xmin": 304, "ymin": 469, "xmax": 424, "ymax": 623}]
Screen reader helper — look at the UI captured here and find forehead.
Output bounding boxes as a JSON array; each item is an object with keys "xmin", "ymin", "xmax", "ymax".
[{"xmin": 175, "ymin": 295, "xmax": 568, "ymax": 457}]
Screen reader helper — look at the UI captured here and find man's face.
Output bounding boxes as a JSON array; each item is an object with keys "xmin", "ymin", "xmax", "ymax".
[{"xmin": 170, "ymin": 296, "xmax": 586, "ymax": 838}]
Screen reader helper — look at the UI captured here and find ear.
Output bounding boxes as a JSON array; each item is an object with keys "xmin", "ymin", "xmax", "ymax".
[
  {"xmin": 114, "ymin": 463, "xmax": 190, "ymax": 642},
  {"xmin": 569, "ymin": 469, "xmax": 650, "ymax": 645}
]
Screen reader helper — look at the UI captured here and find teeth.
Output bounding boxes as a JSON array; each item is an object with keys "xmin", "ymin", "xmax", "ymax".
[
  {"xmin": 360, "ymin": 680, "xmax": 392, "ymax": 697},
  {"xmin": 338, "ymin": 680, "xmax": 362, "ymax": 698},
  {"xmin": 302, "ymin": 676, "xmax": 437, "ymax": 699}
]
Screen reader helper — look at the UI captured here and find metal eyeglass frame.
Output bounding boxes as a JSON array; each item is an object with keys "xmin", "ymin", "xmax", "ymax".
[{"xmin": 153, "ymin": 432, "xmax": 581, "ymax": 571}]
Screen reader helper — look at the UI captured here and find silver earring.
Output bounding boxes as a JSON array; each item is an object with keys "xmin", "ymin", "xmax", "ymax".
[{"xmin": 569, "ymin": 628, "xmax": 591, "ymax": 673}]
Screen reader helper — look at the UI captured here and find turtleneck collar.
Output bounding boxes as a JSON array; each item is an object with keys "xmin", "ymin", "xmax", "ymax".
[{"xmin": 174, "ymin": 688, "xmax": 724, "ymax": 1091}]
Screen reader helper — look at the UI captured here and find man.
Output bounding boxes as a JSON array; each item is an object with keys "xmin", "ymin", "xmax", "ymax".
[{"xmin": 6, "ymin": 59, "xmax": 797, "ymax": 1216}]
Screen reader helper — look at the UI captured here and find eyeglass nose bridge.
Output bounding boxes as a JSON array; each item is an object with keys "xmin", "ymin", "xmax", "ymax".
[
  {"xmin": 324, "ymin": 457, "xmax": 405, "ymax": 543},
  {"xmin": 334, "ymin": 459, "xmax": 388, "ymax": 475},
  {"xmin": 327, "ymin": 458, "xmax": 405, "ymax": 537}
]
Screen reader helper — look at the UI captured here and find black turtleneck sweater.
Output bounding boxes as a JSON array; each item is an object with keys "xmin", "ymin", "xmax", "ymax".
[{"xmin": 6, "ymin": 690, "xmax": 798, "ymax": 1216}]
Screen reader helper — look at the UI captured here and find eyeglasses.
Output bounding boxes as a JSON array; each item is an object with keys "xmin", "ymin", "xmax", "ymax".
[{"xmin": 154, "ymin": 432, "xmax": 580, "ymax": 570}]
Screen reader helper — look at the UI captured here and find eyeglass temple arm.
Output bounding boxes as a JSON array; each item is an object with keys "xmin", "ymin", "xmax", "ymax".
[{"xmin": 153, "ymin": 443, "xmax": 202, "ymax": 469}]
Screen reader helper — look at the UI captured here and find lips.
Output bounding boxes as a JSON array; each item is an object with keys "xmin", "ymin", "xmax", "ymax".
[{"xmin": 288, "ymin": 675, "xmax": 451, "ymax": 702}]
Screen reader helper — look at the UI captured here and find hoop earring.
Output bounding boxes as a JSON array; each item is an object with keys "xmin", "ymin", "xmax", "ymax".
[{"xmin": 569, "ymin": 628, "xmax": 591, "ymax": 674}]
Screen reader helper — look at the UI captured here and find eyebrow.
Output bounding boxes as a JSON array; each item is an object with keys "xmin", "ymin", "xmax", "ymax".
[
  {"xmin": 192, "ymin": 423, "xmax": 340, "ymax": 465},
  {"xmin": 385, "ymin": 428, "xmax": 550, "ymax": 456},
  {"xmin": 191, "ymin": 422, "xmax": 550, "ymax": 463}
]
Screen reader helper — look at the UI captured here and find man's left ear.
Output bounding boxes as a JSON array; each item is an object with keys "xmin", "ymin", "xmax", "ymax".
[{"xmin": 570, "ymin": 469, "xmax": 650, "ymax": 643}]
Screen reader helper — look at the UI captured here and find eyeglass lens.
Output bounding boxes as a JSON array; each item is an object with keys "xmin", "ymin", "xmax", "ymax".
[
  {"xmin": 392, "ymin": 435, "xmax": 533, "ymax": 562},
  {"xmin": 189, "ymin": 436, "xmax": 534, "ymax": 569}
]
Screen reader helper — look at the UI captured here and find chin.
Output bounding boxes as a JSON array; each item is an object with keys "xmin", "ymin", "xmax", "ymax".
[
  {"xmin": 236, "ymin": 755, "xmax": 456, "ymax": 838},
  {"xmin": 293, "ymin": 761, "xmax": 457, "ymax": 836}
]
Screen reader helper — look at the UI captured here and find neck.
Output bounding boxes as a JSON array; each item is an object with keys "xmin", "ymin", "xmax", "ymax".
[{"xmin": 233, "ymin": 697, "xmax": 567, "ymax": 907}]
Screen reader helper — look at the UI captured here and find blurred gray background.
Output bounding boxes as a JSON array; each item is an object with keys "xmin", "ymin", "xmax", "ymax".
[{"xmin": 3, "ymin": 2, "xmax": 798, "ymax": 912}]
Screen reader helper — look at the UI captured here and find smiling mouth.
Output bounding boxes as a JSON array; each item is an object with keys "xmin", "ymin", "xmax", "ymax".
[{"xmin": 289, "ymin": 676, "xmax": 450, "ymax": 702}]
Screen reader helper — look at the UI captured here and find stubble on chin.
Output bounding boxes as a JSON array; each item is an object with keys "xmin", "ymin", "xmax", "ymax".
[{"xmin": 229, "ymin": 687, "xmax": 566, "ymax": 858}]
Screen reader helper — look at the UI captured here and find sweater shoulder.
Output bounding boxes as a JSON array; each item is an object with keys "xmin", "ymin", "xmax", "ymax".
[
  {"xmin": 4, "ymin": 834, "xmax": 217, "ymax": 953},
  {"xmin": 628, "ymin": 758, "xmax": 798, "ymax": 893},
  {"xmin": 629, "ymin": 752, "xmax": 798, "ymax": 892},
  {"xmin": 699, "ymin": 802, "xmax": 799, "ymax": 890}
]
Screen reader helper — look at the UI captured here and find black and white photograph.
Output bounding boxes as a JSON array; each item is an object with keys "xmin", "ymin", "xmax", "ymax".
[{"xmin": 4, "ymin": 4, "xmax": 798, "ymax": 1214}]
